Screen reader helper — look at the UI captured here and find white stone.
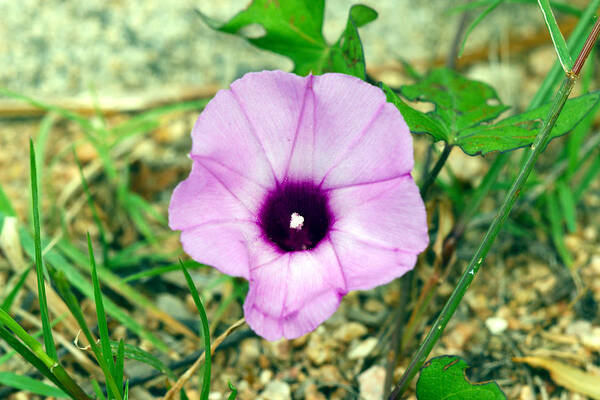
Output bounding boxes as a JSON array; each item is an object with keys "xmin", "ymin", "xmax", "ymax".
[
  {"xmin": 258, "ymin": 380, "xmax": 291, "ymax": 400},
  {"xmin": 358, "ymin": 365, "xmax": 385, "ymax": 400},
  {"xmin": 485, "ymin": 317, "xmax": 508, "ymax": 335},
  {"xmin": 348, "ymin": 337, "xmax": 377, "ymax": 360}
]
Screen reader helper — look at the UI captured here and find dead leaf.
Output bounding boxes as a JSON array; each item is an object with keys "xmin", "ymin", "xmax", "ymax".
[{"xmin": 513, "ymin": 356, "xmax": 600, "ymax": 399}]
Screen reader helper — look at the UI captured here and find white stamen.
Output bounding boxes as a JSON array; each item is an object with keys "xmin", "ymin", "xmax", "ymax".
[{"xmin": 290, "ymin": 212, "xmax": 304, "ymax": 230}]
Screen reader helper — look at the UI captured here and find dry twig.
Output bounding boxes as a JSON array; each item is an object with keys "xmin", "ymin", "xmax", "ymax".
[{"xmin": 163, "ymin": 318, "xmax": 246, "ymax": 400}]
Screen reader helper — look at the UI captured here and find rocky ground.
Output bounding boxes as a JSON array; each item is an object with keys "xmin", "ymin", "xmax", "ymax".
[{"xmin": 1, "ymin": 1, "xmax": 599, "ymax": 399}]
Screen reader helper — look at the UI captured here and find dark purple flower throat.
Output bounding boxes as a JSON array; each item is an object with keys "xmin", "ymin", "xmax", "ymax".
[{"xmin": 259, "ymin": 181, "xmax": 332, "ymax": 252}]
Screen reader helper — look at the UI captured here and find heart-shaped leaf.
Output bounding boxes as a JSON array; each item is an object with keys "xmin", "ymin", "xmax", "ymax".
[
  {"xmin": 400, "ymin": 68, "xmax": 509, "ymax": 135},
  {"xmin": 457, "ymin": 91, "xmax": 600, "ymax": 155},
  {"xmin": 416, "ymin": 356, "xmax": 506, "ymax": 400},
  {"xmin": 324, "ymin": 5, "xmax": 377, "ymax": 79},
  {"xmin": 199, "ymin": 0, "xmax": 376, "ymax": 79},
  {"xmin": 383, "ymin": 68, "xmax": 600, "ymax": 155}
]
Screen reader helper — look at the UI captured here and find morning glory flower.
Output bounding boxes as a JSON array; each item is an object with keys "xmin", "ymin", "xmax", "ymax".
[{"xmin": 169, "ymin": 71, "xmax": 429, "ymax": 340}]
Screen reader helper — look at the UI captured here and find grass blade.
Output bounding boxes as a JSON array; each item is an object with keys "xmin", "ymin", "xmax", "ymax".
[
  {"xmin": 87, "ymin": 233, "xmax": 117, "ymax": 397},
  {"xmin": 29, "ymin": 139, "xmax": 58, "ymax": 361},
  {"xmin": 0, "ymin": 325, "xmax": 66, "ymax": 393},
  {"xmin": 459, "ymin": 0, "xmax": 504, "ymax": 57},
  {"xmin": 227, "ymin": 382, "xmax": 238, "ymax": 400},
  {"xmin": 546, "ymin": 191, "xmax": 574, "ymax": 267},
  {"xmin": 450, "ymin": 0, "xmax": 582, "ymax": 17},
  {"xmin": 0, "ymin": 89, "xmax": 94, "ymax": 130},
  {"xmin": 0, "ymin": 314, "xmax": 66, "ymax": 366},
  {"xmin": 109, "ymin": 340, "xmax": 176, "ymax": 380},
  {"xmin": 18, "ymin": 232, "xmax": 169, "ymax": 351},
  {"xmin": 92, "ymin": 380, "xmax": 107, "ymax": 400},
  {"xmin": 574, "ymin": 152, "xmax": 600, "ymax": 201},
  {"xmin": 537, "ymin": 0, "xmax": 574, "ymax": 72},
  {"xmin": 0, "ymin": 312, "xmax": 91, "ymax": 399},
  {"xmin": 1, "ymin": 267, "xmax": 31, "ymax": 312},
  {"xmin": 0, "ymin": 372, "xmax": 69, "ymax": 398},
  {"xmin": 0, "ymin": 183, "xmax": 16, "ymax": 217},
  {"xmin": 75, "ymin": 150, "xmax": 109, "ymax": 265},
  {"xmin": 556, "ymin": 181, "xmax": 576, "ymax": 232},
  {"xmin": 180, "ymin": 260, "xmax": 211, "ymax": 400},
  {"xmin": 52, "ymin": 270, "xmax": 123, "ymax": 400},
  {"xmin": 529, "ymin": 0, "xmax": 600, "ymax": 107},
  {"xmin": 56, "ymin": 239, "xmax": 197, "ymax": 342},
  {"xmin": 115, "ymin": 339, "xmax": 125, "ymax": 394},
  {"xmin": 123, "ymin": 260, "xmax": 206, "ymax": 283}
]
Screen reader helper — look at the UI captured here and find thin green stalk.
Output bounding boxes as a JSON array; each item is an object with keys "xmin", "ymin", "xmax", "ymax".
[
  {"xmin": 180, "ymin": 259, "xmax": 212, "ymax": 400},
  {"xmin": 420, "ymin": 144, "xmax": 453, "ymax": 199},
  {"xmin": 390, "ymin": 16, "xmax": 600, "ymax": 392},
  {"xmin": 391, "ymin": 74, "xmax": 577, "ymax": 400},
  {"xmin": 29, "ymin": 139, "xmax": 57, "ymax": 362},
  {"xmin": 75, "ymin": 150, "xmax": 110, "ymax": 266}
]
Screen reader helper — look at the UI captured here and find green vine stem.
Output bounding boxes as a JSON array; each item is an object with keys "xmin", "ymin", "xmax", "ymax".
[
  {"xmin": 389, "ymin": 15, "xmax": 600, "ymax": 399},
  {"xmin": 419, "ymin": 143, "xmax": 453, "ymax": 198}
]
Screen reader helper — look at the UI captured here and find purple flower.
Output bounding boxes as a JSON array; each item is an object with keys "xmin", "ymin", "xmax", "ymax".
[{"xmin": 169, "ymin": 71, "xmax": 429, "ymax": 340}]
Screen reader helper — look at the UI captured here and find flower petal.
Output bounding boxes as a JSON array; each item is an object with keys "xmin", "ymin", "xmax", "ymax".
[
  {"xmin": 320, "ymin": 103, "xmax": 413, "ymax": 189},
  {"xmin": 244, "ymin": 241, "xmax": 346, "ymax": 340},
  {"xmin": 229, "ymin": 71, "xmax": 312, "ymax": 180},
  {"xmin": 190, "ymin": 88, "xmax": 276, "ymax": 188},
  {"xmin": 287, "ymin": 73, "xmax": 387, "ymax": 182},
  {"xmin": 168, "ymin": 162, "xmax": 258, "ymax": 231},
  {"xmin": 329, "ymin": 231, "xmax": 417, "ymax": 290},
  {"xmin": 328, "ymin": 175, "xmax": 429, "ymax": 253},
  {"xmin": 180, "ymin": 221, "xmax": 263, "ymax": 279}
]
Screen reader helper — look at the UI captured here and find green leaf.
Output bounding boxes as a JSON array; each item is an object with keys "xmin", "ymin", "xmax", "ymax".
[
  {"xmin": 457, "ymin": 91, "xmax": 600, "ymax": 155},
  {"xmin": 537, "ymin": 0, "xmax": 573, "ymax": 72},
  {"xmin": 381, "ymin": 82, "xmax": 449, "ymax": 142},
  {"xmin": 202, "ymin": 0, "xmax": 376, "ymax": 78},
  {"xmin": 383, "ymin": 68, "xmax": 510, "ymax": 147},
  {"xmin": 322, "ymin": 5, "xmax": 377, "ymax": 78},
  {"xmin": 400, "ymin": 68, "xmax": 509, "ymax": 133},
  {"xmin": 416, "ymin": 356, "xmax": 506, "ymax": 399},
  {"xmin": 1, "ymin": 267, "xmax": 31, "ymax": 312},
  {"xmin": 0, "ymin": 372, "xmax": 69, "ymax": 398}
]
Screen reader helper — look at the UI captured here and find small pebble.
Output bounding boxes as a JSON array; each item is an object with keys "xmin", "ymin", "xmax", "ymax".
[
  {"xmin": 348, "ymin": 337, "xmax": 378, "ymax": 360},
  {"xmin": 333, "ymin": 322, "xmax": 368, "ymax": 343},
  {"xmin": 358, "ymin": 365, "xmax": 385, "ymax": 400},
  {"xmin": 485, "ymin": 317, "xmax": 508, "ymax": 335},
  {"xmin": 306, "ymin": 334, "xmax": 332, "ymax": 365},
  {"xmin": 258, "ymin": 380, "xmax": 291, "ymax": 400}
]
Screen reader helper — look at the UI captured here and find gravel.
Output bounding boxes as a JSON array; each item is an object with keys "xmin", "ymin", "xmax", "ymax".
[{"xmin": 1, "ymin": 0, "xmax": 540, "ymax": 98}]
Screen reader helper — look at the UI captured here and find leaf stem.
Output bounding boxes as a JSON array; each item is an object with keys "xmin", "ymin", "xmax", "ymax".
[
  {"xmin": 572, "ymin": 16, "xmax": 600, "ymax": 75},
  {"xmin": 420, "ymin": 144, "xmax": 453, "ymax": 199},
  {"xmin": 389, "ymin": 15, "xmax": 600, "ymax": 395}
]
